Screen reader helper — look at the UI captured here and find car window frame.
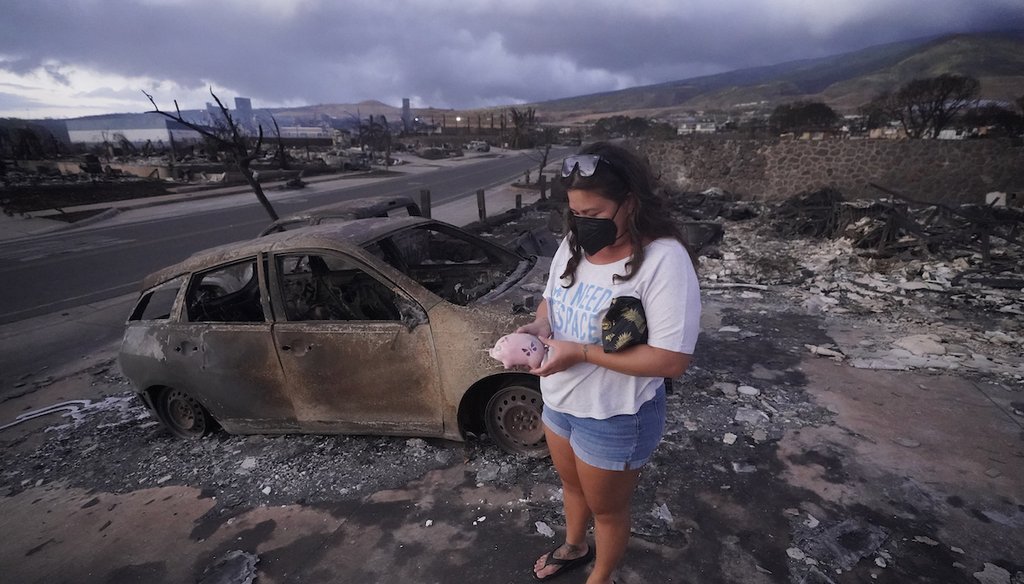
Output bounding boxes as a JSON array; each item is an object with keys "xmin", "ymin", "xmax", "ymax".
[
  {"xmin": 268, "ymin": 247, "xmax": 427, "ymax": 325},
  {"xmin": 182, "ymin": 255, "xmax": 271, "ymax": 324},
  {"xmin": 128, "ymin": 275, "xmax": 187, "ymax": 322}
]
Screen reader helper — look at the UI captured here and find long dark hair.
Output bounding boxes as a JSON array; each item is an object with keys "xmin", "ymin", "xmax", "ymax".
[{"xmin": 559, "ymin": 141, "xmax": 690, "ymax": 287}]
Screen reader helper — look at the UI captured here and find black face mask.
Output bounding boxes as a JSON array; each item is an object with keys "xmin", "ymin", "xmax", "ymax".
[{"xmin": 573, "ymin": 204, "xmax": 621, "ymax": 255}]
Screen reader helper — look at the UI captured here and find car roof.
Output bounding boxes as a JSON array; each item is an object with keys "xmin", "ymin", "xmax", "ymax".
[
  {"xmin": 141, "ymin": 215, "xmax": 432, "ymax": 289},
  {"xmin": 263, "ymin": 194, "xmax": 420, "ymax": 226},
  {"xmin": 297, "ymin": 194, "xmax": 420, "ymax": 219}
]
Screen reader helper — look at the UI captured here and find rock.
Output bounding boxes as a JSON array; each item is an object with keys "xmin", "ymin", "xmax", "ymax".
[
  {"xmin": 786, "ymin": 547, "xmax": 806, "ymax": 560},
  {"xmin": 752, "ymin": 429, "xmax": 769, "ymax": 443},
  {"xmin": 735, "ymin": 407, "xmax": 769, "ymax": 425},
  {"xmin": 239, "ymin": 457, "xmax": 257, "ymax": 471},
  {"xmin": 893, "ymin": 437, "xmax": 921, "ymax": 448},
  {"xmin": 894, "ymin": 334, "xmax": 946, "ymax": 356},
  {"xmin": 732, "ymin": 462, "xmax": 757, "ymax": 473},
  {"xmin": 805, "ymin": 344, "xmax": 845, "ymax": 359},
  {"xmin": 723, "ymin": 433, "xmax": 738, "ymax": 445},
  {"xmin": 714, "ymin": 382, "xmax": 738, "ymax": 397},
  {"xmin": 984, "ymin": 331, "xmax": 1015, "ymax": 344},
  {"xmin": 535, "ymin": 521, "xmax": 554, "ymax": 537},
  {"xmin": 476, "ymin": 464, "xmax": 500, "ymax": 482},
  {"xmin": 652, "ymin": 503, "xmax": 674, "ymax": 525},
  {"xmin": 197, "ymin": 550, "xmax": 259, "ymax": 584},
  {"xmin": 913, "ymin": 535, "xmax": 939, "ymax": 546},
  {"xmin": 974, "ymin": 563, "xmax": 1011, "ymax": 584},
  {"xmin": 850, "ymin": 357, "xmax": 909, "ymax": 371},
  {"xmin": 738, "ymin": 385, "xmax": 761, "ymax": 396},
  {"xmin": 802, "ymin": 294, "xmax": 839, "ymax": 313},
  {"xmin": 405, "ymin": 438, "xmax": 429, "ymax": 451},
  {"xmin": 985, "ymin": 468, "xmax": 1003, "ymax": 478}
]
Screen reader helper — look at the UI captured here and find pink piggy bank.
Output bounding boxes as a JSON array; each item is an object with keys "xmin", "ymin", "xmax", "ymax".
[{"xmin": 489, "ymin": 333, "xmax": 545, "ymax": 369}]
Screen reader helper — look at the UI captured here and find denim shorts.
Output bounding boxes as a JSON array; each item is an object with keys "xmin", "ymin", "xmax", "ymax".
[{"xmin": 542, "ymin": 384, "xmax": 666, "ymax": 471}]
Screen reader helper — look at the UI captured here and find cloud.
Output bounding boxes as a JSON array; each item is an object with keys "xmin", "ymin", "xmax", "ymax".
[{"xmin": 0, "ymin": 0, "xmax": 1020, "ymax": 118}]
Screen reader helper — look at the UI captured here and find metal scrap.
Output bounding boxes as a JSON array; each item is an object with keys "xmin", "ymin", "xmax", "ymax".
[
  {"xmin": 0, "ymin": 400, "xmax": 91, "ymax": 432},
  {"xmin": 769, "ymin": 184, "xmax": 1024, "ymax": 264}
]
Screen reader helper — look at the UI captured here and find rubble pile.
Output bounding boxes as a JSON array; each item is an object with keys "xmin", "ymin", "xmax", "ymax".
[
  {"xmin": 771, "ymin": 186, "xmax": 1024, "ymax": 263},
  {"xmin": 667, "ymin": 188, "xmax": 1023, "ymax": 381}
]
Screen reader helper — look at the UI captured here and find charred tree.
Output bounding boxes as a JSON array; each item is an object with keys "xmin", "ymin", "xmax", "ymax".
[
  {"xmin": 508, "ymin": 107, "xmax": 536, "ymax": 149},
  {"xmin": 270, "ymin": 115, "xmax": 290, "ymax": 171},
  {"xmin": 143, "ymin": 88, "xmax": 279, "ymax": 221}
]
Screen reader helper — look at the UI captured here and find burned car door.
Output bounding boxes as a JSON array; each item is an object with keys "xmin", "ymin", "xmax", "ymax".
[
  {"xmin": 170, "ymin": 257, "xmax": 296, "ymax": 430},
  {"xmin": 270, "ymin": 251, "xmax": 443, "ymax": 435}
]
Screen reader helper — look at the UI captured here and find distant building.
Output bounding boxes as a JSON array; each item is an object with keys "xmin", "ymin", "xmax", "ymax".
[
  {"xmin": 677, "ymin": 120, "xmax": 717, "ymax": 135},
  {"xmin": 205, "ymin": 102, "xmax": 221, "ymax": 125},
  {"xmin": 66, "ymin": 114, "xmax": 203, "ymax": 146},
  {"xmin": 234, "ymin": 97, "xmax": 254, "ymax": 132},
  {"xmin": 402, "ymin": 98, "xmax": 412, "ymax": 133},
  {"xmin": 937, "ymin": 128, "xmax": 968, "ymax": 140},
  {"xmin": 868, "ymin": 123, "xmax": 906, "ymax": 140},
  {"xmin": 277, "ymin": 126, "xmax": 331, "ymax": 139}
]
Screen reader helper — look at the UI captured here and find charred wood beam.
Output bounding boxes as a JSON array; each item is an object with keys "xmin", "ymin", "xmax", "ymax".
[{"xmin": 869, "ymin": 183, "xmax": 1022, "ymax": 250}]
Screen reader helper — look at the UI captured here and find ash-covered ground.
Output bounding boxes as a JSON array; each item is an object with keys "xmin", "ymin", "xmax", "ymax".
[{"xmin": 1, "ymin": 193, "xmax": 1022, "ymax": 584}]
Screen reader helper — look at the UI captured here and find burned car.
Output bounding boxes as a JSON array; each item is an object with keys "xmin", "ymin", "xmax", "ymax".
[{"xmin": 119, "ymin": 216, "xmax": 551, "ymax": 455}]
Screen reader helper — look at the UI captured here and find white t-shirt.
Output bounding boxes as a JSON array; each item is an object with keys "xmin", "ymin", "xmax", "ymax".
[{"xmin": 541, "ymin": 236, "xmax": 701, "ymax": 419}]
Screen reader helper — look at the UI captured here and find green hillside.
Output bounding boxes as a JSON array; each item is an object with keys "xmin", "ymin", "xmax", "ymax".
[{"xmin": 533, "ymin": 30, "xmax": 1024, "ymax": 117}]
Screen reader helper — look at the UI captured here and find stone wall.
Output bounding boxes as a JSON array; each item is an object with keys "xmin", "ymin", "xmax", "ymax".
[{"xmin": 638, "ymin": 137, "xmax": 1024, "ymax": 205}]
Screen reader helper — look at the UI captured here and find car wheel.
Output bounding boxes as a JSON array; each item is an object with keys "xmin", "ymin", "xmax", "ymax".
[
  {"xmin": 484, "ymin": 384, "xmax": 547, "ymax": 456},
  {"xmin": 157, "ymin": 387, "xmax": 213, "ymax": 439}
]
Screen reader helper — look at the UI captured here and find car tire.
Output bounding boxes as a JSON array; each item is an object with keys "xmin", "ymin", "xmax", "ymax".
[
  {"xmin": 157, "ymin": 387, "xmax": 214, "ymax": 439},
  {"xmin": 484, "ymin": 384, "xmax": 547, "ymax": 457}
]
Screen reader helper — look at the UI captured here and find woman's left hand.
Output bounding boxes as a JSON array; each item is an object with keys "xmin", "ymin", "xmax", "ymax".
[{"xmin": 529, "ymin": 338, "xmax": 585, "ymax": 376}]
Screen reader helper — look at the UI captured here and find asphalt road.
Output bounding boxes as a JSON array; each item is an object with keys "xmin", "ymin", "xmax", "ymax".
[
  {"xmin": 0, "ymin": 151, "xmax": 555, "ymax": 324},
  {"xmin": 0, "ymin": 149, "xmax": 567, "ymax": 395}
]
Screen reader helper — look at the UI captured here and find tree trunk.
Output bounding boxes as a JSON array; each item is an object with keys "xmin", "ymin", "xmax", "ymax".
[{"xmin": 238, "ymin": 159, "xmax": 279, "ymax": 221}]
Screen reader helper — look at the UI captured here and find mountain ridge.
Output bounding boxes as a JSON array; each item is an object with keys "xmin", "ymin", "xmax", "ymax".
[{"xmin": 527, "ymin": 30, "xmax": 1024, "ymax": 121}]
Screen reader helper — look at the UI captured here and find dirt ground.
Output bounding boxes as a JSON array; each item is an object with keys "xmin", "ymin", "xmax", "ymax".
[{"xmin": 0, "ymin": 202, "xmax": 1022, "ymax": 584}]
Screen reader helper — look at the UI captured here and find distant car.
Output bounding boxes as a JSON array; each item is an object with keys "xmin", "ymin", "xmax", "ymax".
[
  {"xmin": 119, "ymin": 216, "xmax": 551, "ymax": 455},
  {"xmin": 467, "ymin": 140, "xmax": 491, "ymax": 152},
  {"xmin": 343, "ymin": 154, "xmax": 371, "ymax": 171},
  {"xmin": 258, "ymin": 195, "xmax": 423, "ymax": 237}
]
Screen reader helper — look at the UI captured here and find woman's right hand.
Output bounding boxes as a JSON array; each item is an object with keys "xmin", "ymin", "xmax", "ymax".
[{"xmin": 516, "ymin": 319, "xmax": 551, "ymax": 339}]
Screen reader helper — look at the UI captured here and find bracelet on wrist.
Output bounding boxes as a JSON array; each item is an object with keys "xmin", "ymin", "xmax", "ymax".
[{"xmin": 581, "ymin": 343, "xmax": 589, "ymax": 362}]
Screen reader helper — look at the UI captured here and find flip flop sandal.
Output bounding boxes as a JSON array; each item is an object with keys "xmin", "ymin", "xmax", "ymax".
[{"xmin": 532, "ymin": 545, "xmax": 595, "ymax": 581}]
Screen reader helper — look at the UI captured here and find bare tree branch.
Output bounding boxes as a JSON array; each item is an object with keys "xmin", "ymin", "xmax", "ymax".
[{"xmin": 143, "ymin": 89, "xmax": 278, "ymax": 221}]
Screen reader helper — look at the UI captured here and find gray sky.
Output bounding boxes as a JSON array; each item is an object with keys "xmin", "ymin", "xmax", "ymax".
[{"xmin": 1, "ymin": 0, "xmax": 1022, "ymax": 119}]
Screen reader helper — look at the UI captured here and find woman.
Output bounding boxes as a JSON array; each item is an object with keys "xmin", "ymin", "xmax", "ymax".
[{"xmin": 518, "ymin": 142, "xmax": 701, "ymax": 583}]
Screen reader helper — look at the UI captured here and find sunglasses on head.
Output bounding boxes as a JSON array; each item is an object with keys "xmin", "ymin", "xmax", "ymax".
[{"xmin": 560, "ymin": 154, "xmax": 607, "ymax": 178}]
